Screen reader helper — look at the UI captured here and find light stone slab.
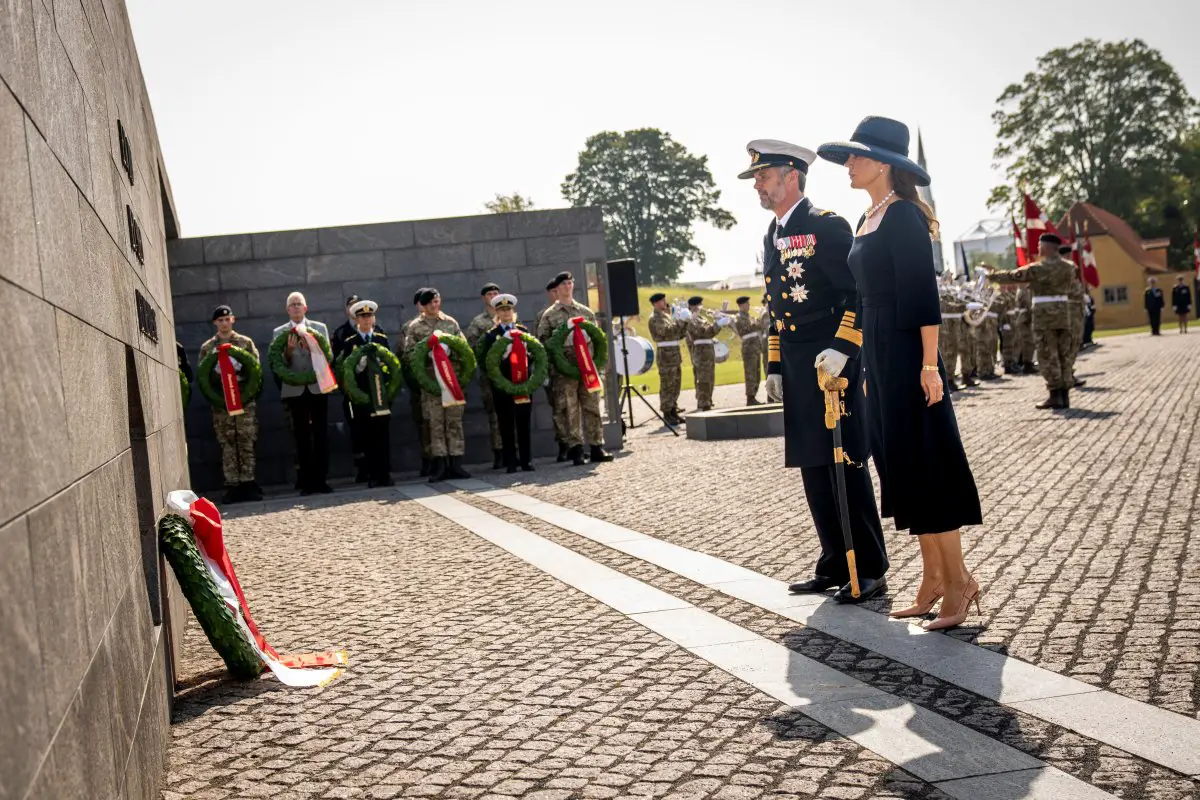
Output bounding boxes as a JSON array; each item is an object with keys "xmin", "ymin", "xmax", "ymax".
[
  {"xmin": 708, "ymin": 578, "xmax": 830, "ymax": 610},
  {"xmin": 691, "ymin": 639, "xmax": 874, "ymax": 700},
  {"xmin": 573, "ymin": 577, "xmax": 692, "ymax": 615},
  {"xmin": 612, "ymin": 538, "xmax": 761, "ymax": 584},
  {"xmin": 936, "ymin": 767, "xmax": 1119, "ymax": 800},
  {"xmin": 630, "ymin": 607, "xmax": 761, "ymax": 648}
]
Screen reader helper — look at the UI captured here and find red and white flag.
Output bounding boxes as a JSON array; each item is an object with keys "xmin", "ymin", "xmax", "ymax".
[
  {"xmin": 427, "ymin": 331, "xmax": 466, "ymax": 407},
  {"xmin": 1081, "ymin": 235, "xmax": 1100, "ymax": 288},
  {"xmin": 166, "ymin": 490, "xmax": 348, "ymax": 687},
  {"xmin": 568, "ymin": 317, "xmax": 602, "ymax": 393},
  {"xmin": 1012, "ymin": 218, "xmax": 1029, "ymax": 267},
  {"xmin": 1023, "ymin": 193, "xmax": 1058, "ymax": 260}
]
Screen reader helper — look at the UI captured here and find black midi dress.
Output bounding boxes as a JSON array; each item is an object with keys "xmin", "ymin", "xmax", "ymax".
[{"xmin": 847, "ymin": 201, "xmax": 982, "ymax": 535}]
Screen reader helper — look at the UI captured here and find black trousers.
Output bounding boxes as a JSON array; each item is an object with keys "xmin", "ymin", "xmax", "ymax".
[
  {"xmin": 494, "ymin": 392, "xmax": 532, "ymax": 467},
  {"xmin": 286, "ymin": 391, "xmax": 329, "ymax": 489},
  {"xmin": 350, "ymin": 406, "xmax": 391, "ymax": 480},
  {"xmin": 1148, "ymin": 309, "xmax": 1162, "ymax": 335},
  {"xmin": 343, "ymin": 397, "xmax": 364, "ymax": 462},
  {"xmin": 800, "ymin": 462, "xmax": 889, "ymax": 582}
]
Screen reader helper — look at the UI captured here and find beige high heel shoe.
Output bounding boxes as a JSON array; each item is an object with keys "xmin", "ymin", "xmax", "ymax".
[
  {"xmin": 923, "ymin": 578, "xmax": 982, "ymax": 631},
  {"xmin": 889, "ymin": 585, "xmax": 944, "ymax": 618}
]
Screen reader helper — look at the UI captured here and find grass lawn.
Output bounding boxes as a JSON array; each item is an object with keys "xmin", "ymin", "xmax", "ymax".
[
  {"xmin": 1094, "ymin": 324, "xmax": 1152, "ymax": 338},
  {"xmin": 588, "ymin": 284, "xmax": 762, "ymax": 395}
]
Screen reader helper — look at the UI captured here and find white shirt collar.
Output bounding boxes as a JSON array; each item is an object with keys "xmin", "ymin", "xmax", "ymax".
[
  {"xmin": 776, "ymin": 197, "xmax": 804, "ymax": 230},
  {"xmin": 289, "ymin": 317, "xmax": 309, "ymax": 328}
]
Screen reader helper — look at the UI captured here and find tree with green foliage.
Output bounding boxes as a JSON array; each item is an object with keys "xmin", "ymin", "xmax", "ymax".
[
  {"xmin": 484, "ymin": 193, "xmax": 535, "ymax": 214},
  {"xmin": 562, "ymin": 129, "xmax": 735, "ymax": 285},
  {"xmin": 989, "ymin": 39, "xmax": 1195, "ymax": 229}
]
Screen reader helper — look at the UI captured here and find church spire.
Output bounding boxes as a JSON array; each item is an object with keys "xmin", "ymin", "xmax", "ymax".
[{"xmin": 914, "ymin": 128, "xmax": 945, "ymax": 273}]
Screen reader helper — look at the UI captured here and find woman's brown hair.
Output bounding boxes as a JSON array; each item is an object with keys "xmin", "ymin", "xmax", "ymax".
[{"xmin": 891, "ymin": 168, "xmax": 939, "ymax": 238}]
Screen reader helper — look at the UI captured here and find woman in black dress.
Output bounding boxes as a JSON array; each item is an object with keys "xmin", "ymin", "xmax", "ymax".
[{"xmin": 818, "ymin": 117, "xmax": 983, "ymax": 630}]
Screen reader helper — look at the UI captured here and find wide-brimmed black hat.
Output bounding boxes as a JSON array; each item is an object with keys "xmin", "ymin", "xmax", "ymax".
[{"xmin": 817, "ymin": 116, "xmax": 930, "ymax": 187}]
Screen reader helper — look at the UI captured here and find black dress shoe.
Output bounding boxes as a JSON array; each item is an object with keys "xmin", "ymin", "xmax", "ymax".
[
  {"xmin": 507, "ymin": 465, "xmax": 518, "ymax": 474},
  {"xmin": 833, "ymin": 576, "xmax": 888, "ymax": 604},
  {"xmin": 1073, "ymin": 379, "xmax": 1086, "ymax": 388},
  {"xmin": 493, "ymin": 449, "xmax": 504, "ymax": 469},
  {"xmin": 788, "ymin": 576, "xmax": 842, "ymax": 593},
  {"xmin": 520, "ymin": 463, "xmax": 535, "ymax": 472},
  {"xmin": 315, "ymin": 483, "xmax": 334, "ymax": 494}
]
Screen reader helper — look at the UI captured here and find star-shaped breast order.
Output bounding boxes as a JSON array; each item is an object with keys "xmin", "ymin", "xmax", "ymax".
[
  {"xmin": 787, "ymin": 262, "xmax": 805, "ymax": 279},
  {"xmin": 790, "ymin": 283, "xmax": 809, "ymax": 303}
]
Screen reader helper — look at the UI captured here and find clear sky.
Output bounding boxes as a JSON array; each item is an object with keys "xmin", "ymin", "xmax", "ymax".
[{"xmin": 127, "ymin": 0, "xmax": 1199, "ymax": 282}]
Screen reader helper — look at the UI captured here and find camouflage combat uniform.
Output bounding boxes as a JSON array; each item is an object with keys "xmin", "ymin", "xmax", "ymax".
[
  {"xmin": 992, "ymin": 289, "xmax": 1019, "ymax": 371},
  {"xmin": 685, "ymin": 309, "xmax": 720, "ymax": 411},
  {"xmin": 464, "ymin": 309, "xmax": 502, "ymax": 452},
  {"xmin": 405, "ymin": 312, "xmax": 466, "ymax": 457},
  {"xmin": 939, "ymin": 292, "xmax": 963, "ymax": 381},
  {"xmin": 534, "ymin": 303, "xmax": 562, "ymax": 444},
  {"xmin": 732, "ymin": 310, "xmax": 763, "ymax": 403},
  {"xmin": 956, "ymin": 297, "xmax": 977, "ymax": 379},
  {"xmin": 537, "ymin": 299, "xmax": 604, "ymax": 448},
  {"xmin": 399, "ymin": 314, "xmax": 431, "ymax": 458},
  {"xmin": 647, "ymin": 308, "xmax": 687, "ymax": 418},
  {"xmin": 1066, "ymin": 274, "xmax": 1085, "ymax": 383},
  {"xmin": 1014, "ymin": 286, "xmax": 1035, "ymax": 369},
  {"xmin": 991, "ymin": 255, "xmax": 1077, "ymax": 391},
  {"xmin": 757, "ymin": 308, "xmax": 771, "ymax": 379},
  {"xmin": 973, "ymin": 308, "xmax": 1000, "ymax": 379},
  {"xmin": 199, "ymin": 332, "xmax": 259, "ymax": 486}
]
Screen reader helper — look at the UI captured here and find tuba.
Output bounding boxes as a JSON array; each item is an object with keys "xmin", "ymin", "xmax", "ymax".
[{"xmin": 961, "ymin": 265, "xmax": 997, "ymax": 327}]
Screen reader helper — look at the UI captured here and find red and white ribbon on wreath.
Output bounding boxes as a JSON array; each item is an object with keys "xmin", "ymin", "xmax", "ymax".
[
  {"xmin": 166, "ymin": 490, "xmax": 348, "ymax": 688},
  {"xmin": 504, "ymin": 329, "xmax": 530, "ymax": 405},
  {"xmin": 216, "ymin": 343, "xmax": 245, "ymax": 416},
  {"xmin": 568, "ymin": 316, "xmax": 602, "ymax": 393},
  {"xmin": 427, "ymin": 331, "xmax": 466, "ymax": 407},
  {"xmin": 293, "ymin": 324, "xmax": 337, "ymax": 394}
]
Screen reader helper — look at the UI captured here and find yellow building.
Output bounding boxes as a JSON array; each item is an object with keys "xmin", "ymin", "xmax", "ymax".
[{"xmin": 1058, "ymin": 203, "xmax": 1168, "ymax": 330}]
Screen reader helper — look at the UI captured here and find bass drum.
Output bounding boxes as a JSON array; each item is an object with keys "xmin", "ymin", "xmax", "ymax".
[
  {"xmin": 713, "ymin": 341, "xmax": 730, "ymax": 364},
  {"xmin": 615, "ymin": 335, "xmax": 655, "ymax": 376}
]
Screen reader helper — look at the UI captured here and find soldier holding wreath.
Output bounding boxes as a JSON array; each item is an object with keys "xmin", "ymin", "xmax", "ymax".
[
  {"xmin": 198, "ymin": 304, "xmax": 263, "ymax": 504},
  {"xmin": 337, "ymin": 300, "xmax": 401, "ymax": 488},
  {"xmin": 480, "ymin": 294, "xmax": 548, "ymax": 472}
]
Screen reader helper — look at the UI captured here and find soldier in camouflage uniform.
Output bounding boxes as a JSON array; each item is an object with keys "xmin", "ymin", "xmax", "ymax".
[
  {"xmin": 535, "ymin": 284, "xmax": 568, "ymax": 462},
  {"xmin": 1014, "ymin": 285, "xmax": 1036, "ymax": 373},
  {"xmin": 757, "ymin": 295, "xmax": 772, "ymax": 395},
  {"xmin": 731, "ymin": 295, "xmax": 764, "ymax": 405},
  {"xmin": 199, "ymin": 304, "xmax": 261, "ymax": 504},
  {"xmin": 1060, "ymin": 245, "xmax": 1086, "ymax": 389},
  {"xmin": 989, "ymin": 233, "xmax": 1077, "ymax": 408},
  {"xmin": 971, "ymin": 302, "xmax": 1000, "ymax": 380},
  {"xmin": 992, "ymin": 287, "xmax": 1019, "ymax": 374},
  {"xmin": 955, "ymin": 285, "xmax": 979, "ymax": 386},
  {"xmin": 404, "ymin": 288, "xmax": 471, "ymax": 482},
  {"xmin": 646, "ymin": 292, "xmax": 687, "ymax": 424},
  {"xmin": 464, "ymin": 282, "xmax": 504, "ymax": 468},
  {"xmin": 938, "ymin": 288, "xmax": 963, "ymax": 390},
  {"xmin": 685, "ymin": 296, "xmax": 722, "ymax": 411},
  {"xmin": 399, "ymin": 289, "xmax": 433, "ymax": 476},
  {"xmin": 537, "ymin": 271, "xmax": 613, "ymax": 466}
]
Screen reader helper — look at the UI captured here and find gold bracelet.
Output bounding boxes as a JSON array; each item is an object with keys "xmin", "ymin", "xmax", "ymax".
[{"xmin": 921, "ymin": 365, "xmax": 939, "ymax": 371}]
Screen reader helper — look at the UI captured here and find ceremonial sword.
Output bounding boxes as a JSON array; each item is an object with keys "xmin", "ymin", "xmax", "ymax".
[{"xmin": 817, "ymin": 366, "xmax": 860, "ymax": 599}]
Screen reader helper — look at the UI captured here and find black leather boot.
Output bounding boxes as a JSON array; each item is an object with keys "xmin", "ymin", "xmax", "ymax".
[
  {"xmin": 354, "ymin": 456, "xmax": 369, "ymax": 483},
  {"xmin": 569, "ymin": 445, "xmax": 586, "ymax": 466},
  {"xmin": 448, "ymin": 456, "xmax": 471, "ymax": 479},
  {"xmin": 419, "ymin": 457, "xmax": 431, "ymax": 477},
  {"xmin": 428, "ymin": 457, "xmax": 448, "ymax": 483},
  {"xmin": 556, "ymin": 442, "xmax": 569, "ymax": 463},
  {"xmin": 1061, "ymin": 388, "xmax": 1070, "ymax": 409},
  {"xmin": 492, "ymin": 449, "xmax": 503, "ymax": 469},
  {"xmin": 1035, "ymin": 390, "xmax": 1063, "ymax": 410},
  {"xmin": 589, "ymin": 445, "xmax": 614, "ymax": 463}
]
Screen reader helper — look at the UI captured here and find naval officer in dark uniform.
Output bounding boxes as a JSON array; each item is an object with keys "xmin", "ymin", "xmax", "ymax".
[{"xmin": 741, "ymin": 139, "xmax": 889, "ymax": 602}]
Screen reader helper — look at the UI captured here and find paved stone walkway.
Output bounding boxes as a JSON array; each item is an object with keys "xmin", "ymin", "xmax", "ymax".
[{"xmin": 164, "ymin": 331, "xmax": 1199, "ymax": 799}]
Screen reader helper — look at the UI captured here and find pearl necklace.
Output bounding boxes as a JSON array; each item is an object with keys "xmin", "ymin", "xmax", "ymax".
[{"xmin": 866, "ymin": 190, "xmax": 895, "ymax": 219}]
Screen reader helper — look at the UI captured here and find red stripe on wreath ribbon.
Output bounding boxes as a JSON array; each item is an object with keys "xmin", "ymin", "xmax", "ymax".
[
  {"xmin": 569, "ymin": 317, "xmax": 602, "ymax": 393},
  {"xmin": 216, "ymin": 343, "xmax": 245, "ymax": 416},
  {"xmin": 508, "ymin": 330, "xmax": 530, "ymax": 404},
  {"xmin": 428, "ymin": 332, "xmax": 466, "ymax": 406}
]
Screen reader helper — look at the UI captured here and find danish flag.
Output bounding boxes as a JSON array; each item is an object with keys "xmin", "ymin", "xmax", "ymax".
[
  {"xmin": 1023, "ymin": 193, "xmax": 1059, "ymax": 260},
  {"xmin": 1011, "ymin": 218, "xmax": 1028, "ymax": 267},
  {"xmin": 1080, "ymin": 234, "xmax": 1100, "ymax": 288}
]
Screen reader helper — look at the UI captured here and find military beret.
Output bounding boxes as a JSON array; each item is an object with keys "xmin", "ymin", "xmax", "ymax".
[
  {"xmin": 688, "ymin": 296, "xmax": 703, "ymax": 306},
  {"xmin": 545, "ymin": 279, "xmax": 558, "ymax": 291},
  {"xmin": 736, "ymin": 296, "xmax": 750, "ymax": 304},
  {"xmin": 212, "ymin": 304, "xmax": 233, "ymax": 321},
  {"xmin": 418, "ymin": 288, "xmax": 440, "ymax": 305},
  {"xmin": 648, "ymin": 292, "xmax": 666, "ymax": 303},
  {"xmin": 480, "ymin": 282, "xmax": 500, "ymax": 296},
  {"xmin": 547, "ymin": 271, "xmax": 573, "ymax": 289},
  {"xmin": 1058, "ymin": 245, "xmax": 1073, "ymax": 256},
  {"xmin": 345, "ymin": 294, "xmax": 361, "ymax": 308},
  {"xmin": 1039, "ymin": 232, "xmax": 1063, "ymax": 245},
  {"xmin": 413, "ymin": 288, "xmax": 428, "ymax": 305}
]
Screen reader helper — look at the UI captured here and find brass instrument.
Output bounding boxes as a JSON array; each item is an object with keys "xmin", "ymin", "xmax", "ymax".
[{"xmin": 961, "ymin": 265, "xmax": 997, "ymax": 328}]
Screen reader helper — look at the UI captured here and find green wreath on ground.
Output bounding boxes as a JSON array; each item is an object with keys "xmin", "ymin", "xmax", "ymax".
[
  {"xmin": 158, "ymin": 514, "xmax": 264, "ymax": 680},
  {"xmin": 547, "ymin": 319, "xmax": 609, "ymax": 381},
  {"xmin": 485, "ymin": 332, "xmax": 549, "ymax": 397},
  {"xmin": 268, "ymin": 328, "xmax": 335, "ymax": 387},
  {"xmin": 407, "ymin": 333, "xmax": 476, "ymax": 397},
  {"xmin": 196, "ymin": 347, "xmax": 263, "ymax": 409},
  {"xmin": 339, "ymin": 343, "xmax": 404, "ymax": 406},
  {"xmin": 180, "ymin": 370, "xmax": 190, "ymax": 411}
]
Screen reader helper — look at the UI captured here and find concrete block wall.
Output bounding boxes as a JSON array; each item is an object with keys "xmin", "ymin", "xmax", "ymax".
[
  {"xmin": 1, "ymin": 1, "xmax": 187, "ymax": 798},
  {"xmin": 169, "ymin": 208, "xmax": 609, "ymax": 491}
]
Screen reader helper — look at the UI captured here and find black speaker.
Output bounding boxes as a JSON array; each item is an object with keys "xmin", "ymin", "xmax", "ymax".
[{"xmin": 607, "ymin": 258, "xmax": 639, "ymax": 317}]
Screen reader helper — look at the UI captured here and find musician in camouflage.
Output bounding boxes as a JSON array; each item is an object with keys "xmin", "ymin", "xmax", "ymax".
[
  {"xmin": 464, "ymin": 282, "xmax": 504, "ymax": 467},
  {"xmin": 732, "ymin": 295, "xmax": 764, "ymax": 405},
  {"xmin": 536, "ymin": 271, "xmax": 613, "ymax": 466},
  {"xmin": 1060, "ymin": 245, "xmax": 1086, "ymax": 389},
  {"xmin": 971, "ymin": 303, "xmax": 1000, "ymax": 380},
  {"xmin": 685, "ymin": 296, "xmax": 722, "ymax": 411},
  {"xmin": 647, "ymin": 292, "xmax": 687, "ymax": 424},
  {"xmin": 955, "ymin": 285, "xmax": 978, "ymax": 386},
  {"xmin": 404, "ymin": 288, "xmax": 470, "ymax": 481},
  {"xmin": 1014, "ymin": 285, "xmax": 1036, "ymax": 373},
  {"xmin": 989, "ymin": 233, "xmax": 1077, "ymax": 408},
  {"xmin": 938, "ymin": 289, "xmax": 963, "ymax": 390},
  {"xmin": 991, "ymin": 288, "xmax": 1019, "ymax": 373}
]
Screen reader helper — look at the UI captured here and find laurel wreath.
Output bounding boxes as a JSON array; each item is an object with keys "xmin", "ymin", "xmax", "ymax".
[
  {"xmin": 268, "ymin": 328, "xmax": 335, "ymax": 387},
  {"xmin": 407, "ymin": 334, "xmax": 476, "ymax": 397},
  {"xmin": 196, "ymin": 347, "xmax": 263, "ymax": 409},
  {"xmin": 180, "ymin": 369, "xmax": 190, "ymax": 411},
  {"xmin": 339, "ymin": 343, "xmax": 404, "ymax": 407},
  {"xmin": 547, "ymin": 319, "xmax": 609, "ymax": 381},
  {"xmin": 485, "ymin": 331, "xmax": 549, "ymax": 397}
]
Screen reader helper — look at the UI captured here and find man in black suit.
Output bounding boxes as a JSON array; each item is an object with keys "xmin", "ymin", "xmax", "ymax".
[
  {"xmin": 333, "ymin": 294, "xmax": 386, "ymax": 481},
  {"xmin": 740, "ymin": 139, "xmax": 889, "ymax": 603},
  {"xmin": 1145, "ymin": 277, "xmax": 1165, "ymax": 335}
]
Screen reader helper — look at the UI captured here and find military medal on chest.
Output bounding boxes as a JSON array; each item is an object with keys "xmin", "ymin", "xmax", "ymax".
[{"xmin": 773, "ymin": 234, "xmax": 815, "ymax": 305}]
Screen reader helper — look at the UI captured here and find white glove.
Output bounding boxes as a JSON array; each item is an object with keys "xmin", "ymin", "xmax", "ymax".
[
  {"xmin": 766, "ymin": 373, "xmax": 783, "ymax": 401},
  {"xmin": 716, "ymin": 315, "xmax": 732, "ymax": 328},
  {"xmin": 965, "ymin": 302, "xmax": 984, "ymax": 311},
  {"xmin": 674, "ymin": 308, "xmax": 692, "ymax": 321},
  {"xmin": 814, "ymin": 348, "xmax": 848, "ymax": 377},
  {"xmin": 1002, "ymin": 324, "xmax": 1012, "ymax": 332},
  {"xmin": 355, "ymin": 358, "xmax": 367, "ymax": 374}
]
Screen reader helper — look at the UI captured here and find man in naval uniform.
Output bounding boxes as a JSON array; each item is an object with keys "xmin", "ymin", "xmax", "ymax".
[{"xmin": 741, "ymin": 139, "xmax": 888, "ymax": 603}]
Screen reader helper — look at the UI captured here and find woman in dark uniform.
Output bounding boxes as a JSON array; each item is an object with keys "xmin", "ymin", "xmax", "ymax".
[{"xmin": 818, "ymin": 117, "xmax": 983, "ymax": 630}]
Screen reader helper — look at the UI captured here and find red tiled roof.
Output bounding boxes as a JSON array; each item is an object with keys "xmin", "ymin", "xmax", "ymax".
[{"xmin": 1058, "ymin": 202, "xmax": 1167, "ymax": 273}]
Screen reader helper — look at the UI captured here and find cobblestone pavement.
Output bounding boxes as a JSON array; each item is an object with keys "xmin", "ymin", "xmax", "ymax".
[{"xmin": 164, "ymin": 331, "xmax": 1199, "ymax": 799}]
